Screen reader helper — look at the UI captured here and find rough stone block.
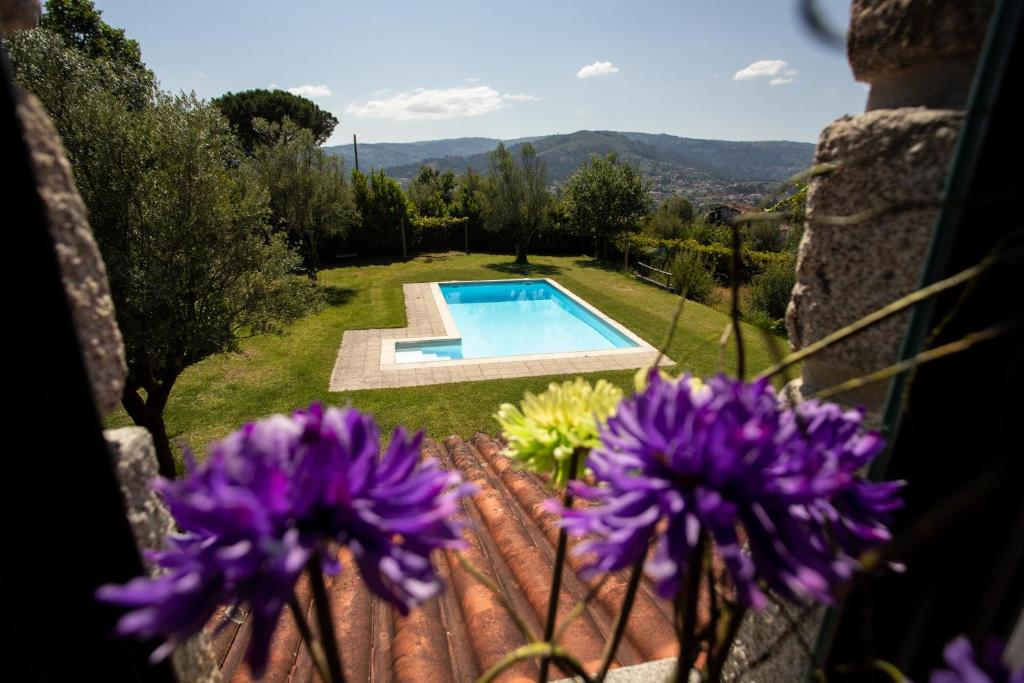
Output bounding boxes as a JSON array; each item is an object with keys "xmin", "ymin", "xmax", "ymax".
[
  {"xmin": 0, "ymin": 0, "xmax": 39, "ymax": 34},
  {"xmin": 848, "ymin": 0, "xmax": 993, "ymax": 82},
  {"xmin": 106, "ymin": 427, "xmax": 222, "ymax": 683},
  {"xmin": 849, "ymin": 0, "xmax": 993, "ymax": 110},
  {"xmin": 786, "ymin": 108, "xmax": 963, "ymax": 409},
  {"xmin": 17, "ymin": 89, "xmax": 127, "ymax": 417}
]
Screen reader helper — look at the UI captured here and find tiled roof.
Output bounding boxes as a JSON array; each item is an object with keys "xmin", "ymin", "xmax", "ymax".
[{"xmin": 206, "ymin": 433, "xmax": 683, "ymax": 682}]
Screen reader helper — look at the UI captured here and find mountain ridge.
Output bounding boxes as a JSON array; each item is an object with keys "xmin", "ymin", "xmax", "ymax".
[{"xmin": 323, "ymin": 130, "xmax": 815, "ymax": 204}]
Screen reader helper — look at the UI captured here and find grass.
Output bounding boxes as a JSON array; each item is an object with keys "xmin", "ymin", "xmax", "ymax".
[{"xmin": 107, "ymin": 252, "xmax": 795, "ymax": 463}]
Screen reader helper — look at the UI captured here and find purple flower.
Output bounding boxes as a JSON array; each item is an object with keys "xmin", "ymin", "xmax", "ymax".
[
  {"xmin": 557, "ymin": 372, "xmax": 903, "ymax": 609},
  {"xmin": 98, "ymin": 403, "xmax": 471, "ymax": 674},
  {"xmin": 931, "ymin": 637, "xmax": 1023, "ymax": 683}
]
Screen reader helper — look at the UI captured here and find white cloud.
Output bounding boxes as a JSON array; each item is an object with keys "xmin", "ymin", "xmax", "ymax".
[
  {"xmin": 502, "ymin": 93, "xmax": 541, "ymax": 102},
  {"xmin": 733, "ymin": 59, "xmax": 798, "ymax": 83},
  {"xmin": 576, "ymin": 61, "xmax": 619, "ymax": 79},
  {"xmin": 287, "ymin": 84, "xmax": 332, "ymax": 98},
  {"xmin": 465, "ymin": 77, "xmax": 481, "ymax": 83},
  {"xmin": 345, "ymin": 85, "xmax": 539, "ymax": 121},
  {"xmin": 371, "ymin": 88, "xmax": 390, "ymax": 96}
]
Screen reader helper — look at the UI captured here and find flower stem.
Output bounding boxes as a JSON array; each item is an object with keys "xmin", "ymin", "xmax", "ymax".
[
  {"xmin": 480, "ymin": 642, "xmax": 593, "ymax": 683},
  {"xmin": 308, "ymin": 553, "xmax": 346, "ymax": 683},
  {"xmin": 673, "ymin": 533, "xmax": 707, "ymax": 683},
  {"xmin": 594, "ymin": 553, "xmax": 646, "ymax": 683},
  {"xmin": 537, "ymin": 447, "xmax": 582, "ymax": 683},
  {"xmin": 706, "ymin": 603, "xmax": 747, "ymax": 682},
  {"xmin": 288, "ymin": 593, "xmax": 332, "ymax": 683}
]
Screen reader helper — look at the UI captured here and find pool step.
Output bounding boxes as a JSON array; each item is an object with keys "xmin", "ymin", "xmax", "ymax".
[{"xmin": 395, "ymin": 349, "xmax": 450, "ymax": 363}]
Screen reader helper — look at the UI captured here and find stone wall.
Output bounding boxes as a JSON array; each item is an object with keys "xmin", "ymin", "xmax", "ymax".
[
  {"xmin": 5, "ymin": 3, "xmax": 220, "ymax": 680},
  {"xmin": 107, "ymin": 428, "xmax": 223, "ymax": 683},
  {"xmin": 785, "ymin": 0, "xmax": 994, "ymax": 413}
]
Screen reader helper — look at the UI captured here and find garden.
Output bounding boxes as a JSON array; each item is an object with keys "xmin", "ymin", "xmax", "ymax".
[{"xmin": 4, "ymin": 2, "xmax": 1022, "ymax": 683}]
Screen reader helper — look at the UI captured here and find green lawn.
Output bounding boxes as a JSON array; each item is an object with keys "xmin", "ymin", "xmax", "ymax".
[{"xmin": 107, "ymin": 253, "xmax": 792, "ymax": 463}]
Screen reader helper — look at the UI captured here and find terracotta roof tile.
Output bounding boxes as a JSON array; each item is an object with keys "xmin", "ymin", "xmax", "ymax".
[{"xmin": 208, "ymin": 434, "xmax": 683, "ymax": 682}]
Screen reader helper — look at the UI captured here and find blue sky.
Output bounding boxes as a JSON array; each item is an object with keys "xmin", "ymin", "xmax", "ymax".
[{"xmin": 94, "ymin": 0, "xmax": 866, "ymax": 146}]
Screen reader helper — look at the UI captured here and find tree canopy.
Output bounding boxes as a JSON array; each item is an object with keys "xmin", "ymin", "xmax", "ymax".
[
  {"xmin": 660, "ymin": 195, "xmax": 695, "ymax": 223},
  {"xmin": 252, "ymin": 118, "xmax": 357, "ymax": 278},
  {"xmin": 9, "ymin": 22, "xmax": 320, "ymax": 476},
  {"xmin": 212, "ymin": 88, "xmax": 339, "ymax": 153},
  {"xmin": 562, "ymin": 153, "xmax": 650, "ymax": 258},
  {"xmin": 407, "ymin": 165, "xmax": 457, "ymax": 218},
  {"xmin": 351, "ymin": 168, "xmax": 412, "ymax": 256},
  {"xmin": 40, "ymin": 0, "xmax": 146, "ymax": 71}
]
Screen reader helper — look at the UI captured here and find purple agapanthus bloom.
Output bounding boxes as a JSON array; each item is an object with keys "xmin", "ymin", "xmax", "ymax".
[
  {"xmin": 557, "ymin": 372, "xmax": 903, "ymax": 609},
  {"xmin": 931, "ymin": 637, "xmax": 1023, "ymax": 683},
  {"xmin": 97, "ymin": 403, "xmax": 471, "ymax": 675}
]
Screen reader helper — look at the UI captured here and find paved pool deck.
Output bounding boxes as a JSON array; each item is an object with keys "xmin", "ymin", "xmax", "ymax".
[{"xmin": 329, "ymin": 282, "xmax": 673, "ymax": 391}]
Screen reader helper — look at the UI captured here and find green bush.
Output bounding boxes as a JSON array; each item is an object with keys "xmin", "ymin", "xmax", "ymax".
[
  {"xmin": 692, "ymin": 221, "xmax": 732, "ymax": 246},
  {"xmin": 670, "ymin": 251, "xmax": 717, "ymax": 306},
  {"xmin": 749, "ymin": 258, "xmax": 796, "ymax": 321},
  {"xmin": 744, "ymin": 221, "xmax": 785, "ymax": 252}
]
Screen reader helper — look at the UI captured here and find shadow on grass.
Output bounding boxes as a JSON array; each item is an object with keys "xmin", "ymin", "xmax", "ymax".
[
  {"xmin": 419, "ymin": 252, "xmax": 452, "ymax": 264},
  {"xmin": 320, "ymin": 285, "xmax": 358, "ymax": 307},
  {"xmin": 320, "ymin": 254, "xmax": 408, "ymax": 269},
  {"xmin": 484, "ymin": 260, "xmax": 564, "ymax": 277}
]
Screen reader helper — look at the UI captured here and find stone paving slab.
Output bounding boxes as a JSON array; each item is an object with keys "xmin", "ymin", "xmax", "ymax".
[{"xmin": 329, "ymin": 282, "xmax": 672, "ymax": 391}]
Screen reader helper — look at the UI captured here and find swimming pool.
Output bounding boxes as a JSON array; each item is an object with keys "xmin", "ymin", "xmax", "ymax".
[{"xmin": 394, "ymin": 279, "xmax": 641, "ymax": 364}]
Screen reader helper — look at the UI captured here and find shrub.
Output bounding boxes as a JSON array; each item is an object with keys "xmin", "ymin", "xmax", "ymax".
[
  {"xmin": 692, "ymin": 221, "xmax": 732, "ymax": 247},
  {"xmin": 671, "ymin": 251, "xmax": 717, "ymax": 305},
  {"xmin": 744, "ymin": 221, "xmax": 785, "ymax": 252},
  {"xmin": 749, "ymin": 258, "xmax": 796, "ymax": 322},
  {"xmin": 644, "ymin": 210, "xmax": 690, "ymax": 240}
]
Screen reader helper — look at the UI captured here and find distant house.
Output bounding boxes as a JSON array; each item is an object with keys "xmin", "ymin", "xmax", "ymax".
[{"xmin": 703, "ymin": 204, "xmax": 742, "ymax": 225}]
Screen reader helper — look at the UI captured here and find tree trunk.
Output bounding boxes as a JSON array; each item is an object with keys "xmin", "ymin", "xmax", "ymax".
[
  {"xmin": 307, "ymin": 233, "xmax": 320, "ymax": 281},
  {"xmin": 122, "ymin": 380, "xmax": 177, "ymax": 479},
  {"xmin": 400, "ymin": 219, "xmax": 408, "ymax": 260},
  {"xmin": 515, "ymin": 240, "xmax": 529, "ymax": 266}
]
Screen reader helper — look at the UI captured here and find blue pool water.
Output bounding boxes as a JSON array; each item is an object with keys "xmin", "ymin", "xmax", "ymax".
[{"xmin": 395, "ymin": 280, "xmax": 638, "ymax": 363}]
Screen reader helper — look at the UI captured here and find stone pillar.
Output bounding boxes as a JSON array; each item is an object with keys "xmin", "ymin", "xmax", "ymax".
[
  {"xmin": 785, "ymin": 0, "xmax": 994, "ymax": 412},
  {"xmin": 107, "ymin": 427, "xmax": 222, "ymax": 683}
]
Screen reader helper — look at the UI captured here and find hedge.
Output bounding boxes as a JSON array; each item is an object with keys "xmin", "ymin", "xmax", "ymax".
[{"xmin": 615, "ymin": 232, "xmax": 790, "ymax": 283}]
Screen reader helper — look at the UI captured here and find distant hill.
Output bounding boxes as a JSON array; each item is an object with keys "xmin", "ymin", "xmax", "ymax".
[
  {"xmin": 324, "ymin": 130, "xmax": 815, "ymax": 205},
  {"xmin": 323, "ymin": 136, "xmax": 540, "ymax": 172}
]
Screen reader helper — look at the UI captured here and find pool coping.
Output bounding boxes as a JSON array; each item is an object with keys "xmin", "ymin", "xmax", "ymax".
[{"xmin": 329, "ymin": 279, "xmax": 673, "ymax": 391}]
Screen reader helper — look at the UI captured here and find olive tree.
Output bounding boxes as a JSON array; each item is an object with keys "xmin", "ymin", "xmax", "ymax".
[
  {"xmin": 112, "ymin": 96, "xmax": 321, "ymax": 476},
  {"xmin": 252, "ymin": 118, "xmax": 357, "ymax": 278},
  {"xmin": 10, "ymin": 29, "xmax": 320, "ymax": 476},
  {"xmin": 480, "ymin": 143, "xmax": 550, "ymax": 265}
]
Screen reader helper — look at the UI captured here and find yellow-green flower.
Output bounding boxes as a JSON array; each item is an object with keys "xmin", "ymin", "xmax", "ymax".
[
  {"xmin": 495, "ymin": 378, "xmax": 623, "ymax": 487},
  {"xmin": 634, "ymin": 366, "xmax": 707, "ymax": 398}
]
